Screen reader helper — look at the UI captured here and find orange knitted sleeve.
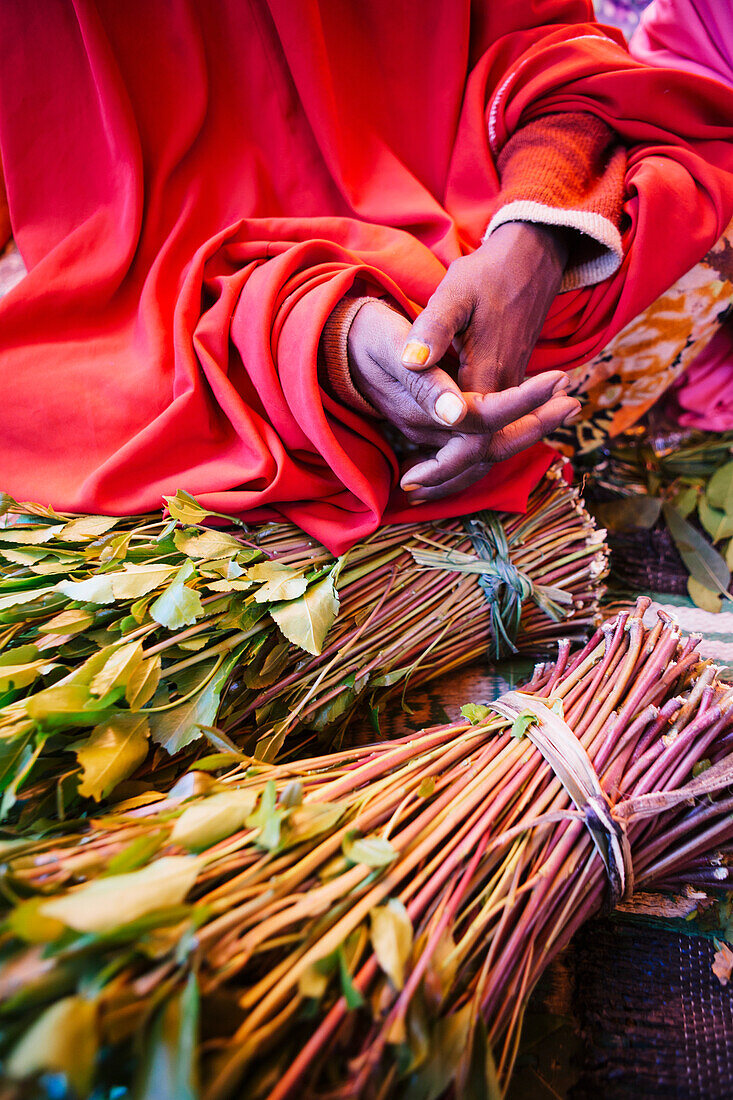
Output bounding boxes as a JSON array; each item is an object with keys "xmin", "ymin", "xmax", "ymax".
[{"xmin": 486, "ymin": 111, "xmax": 626, "ymax": 290}]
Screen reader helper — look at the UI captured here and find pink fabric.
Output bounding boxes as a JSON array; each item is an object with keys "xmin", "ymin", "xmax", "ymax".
[
  {"xmin": 664, "ymin": 323, "xmax": 733, "ymax": 431},
  {"xmin": 631, "ymin": 0, "xmax": 733, "ymax": 86},
  {"xmin": 632, "ymin": 1, "xmax": 733, "ymax": 433}
]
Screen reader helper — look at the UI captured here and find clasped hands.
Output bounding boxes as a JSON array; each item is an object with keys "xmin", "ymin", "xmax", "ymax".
[{"xmin": 347, "ymin": 221, "xmax": 581, "ymax": 502}]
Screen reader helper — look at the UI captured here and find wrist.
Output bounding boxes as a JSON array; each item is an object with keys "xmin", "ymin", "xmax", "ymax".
[{"xmin": 485, "ymin": 220, "xmax": 569, "ymax": 277}]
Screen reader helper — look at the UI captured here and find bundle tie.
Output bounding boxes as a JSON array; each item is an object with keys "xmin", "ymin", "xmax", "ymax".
[
  {"xmin": 490, "ymin": 690, "xmax": 633, "ymax": 908},
  {"xmin": 409, "ymin": 511, "xmax": 573, "ymax": 660}
]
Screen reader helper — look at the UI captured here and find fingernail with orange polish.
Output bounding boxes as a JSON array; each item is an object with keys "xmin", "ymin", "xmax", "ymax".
[
  {"xmin": 434, "ymin": 392, "xmax": 465, "ymax": 425},
  {"xmin": 401, "ymin": 483, "xmax": 420, "ymax": 493},
  {"xmin": 402, "ymin": 341, "xmax": 430, "ymax": 366}
]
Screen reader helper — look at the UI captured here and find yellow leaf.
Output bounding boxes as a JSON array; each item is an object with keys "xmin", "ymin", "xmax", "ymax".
[
  {"xmin": 171, "ymin": 790, "xmax": 257, "ymax": 851},
  {"xmin": 370, "ymin": 899, "xmax": 413, "ymax": 990},
  {"xmin": 90, "ymin": 640, "xmax": 144, "ymax": 698},
  {"xmin": 248, "ymin": 561, "xmax": 308, "ymax": 603},
  {"xmin": 41, "ymin": 855, "xmax": 199, "ymax": 933},
  {"xmin": 687, "ymin": 577, "xmax": 722, "ymax": 614},
  {"xmin": 75, "ymin": 714, "xmax": 150, "ymax": 801},
  {"xmin": 60, "ymin": 515, "xmax": 118, "ymax": 542},
  {"xmin": 109, "ymin": 563, "xmax": 179, "ymax": 600},
  {"xmin": 6, "ymin": 996, "xmax": 98, "ymax": 1096},
  {"xmin": 270, "ymin": 566, "xmax": 340, "ymax": 655},
  {"xmin": 126, "ymin": 654, "xmax": 162, "ymax": 710}
]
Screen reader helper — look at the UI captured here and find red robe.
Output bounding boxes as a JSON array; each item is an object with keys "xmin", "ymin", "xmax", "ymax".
[{"xmin": 1, "ymin": 1, "xmax": 732, "ymax": 553}]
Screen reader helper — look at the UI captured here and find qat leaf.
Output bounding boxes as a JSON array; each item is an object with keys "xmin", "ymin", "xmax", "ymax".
[
  {"xmin": 343, "ymin": 832, "xmax": 397, "ymax": 868},
  {"xmin": 41, "ymin": 855, "xmax": 199, "ymax": 933},
  {"xmin": 164, "ymin": 489, "xmax": 210, "ymax": 525},
  {"xmin": 700, "ymin": 495, "xmax": 733, "ymax": 542},
  {"xmin": 0, "ymin": 585, "xmax": 57, "ymax": 613},
  {"xmin": 460, "ymin": 703, "xmax": 492, "ymax": 725},
  {"xmin": 0, "ymin": 645, "xmax": 45, "ymax": 693},
  {"xmin": 109, "ymin": 563, "xmax": 179, "ymax": 601},
  {"xmin": 511, "ymin": 711, "xmax": 539, "ymax": 739},
  {"xmin": 707, "ymin": 459, "xmax": 733, "ymax": 514},
  {"xmin": 248, "ymin": 561, "xmax": 308, "ymax": 603},
  {"xmin": 37, "ymin": 608, "xmax": 95, "ymax": 635},
  {"xmin": 0, "ymin": 523, "xmax": 65, "ymax": 545},
  {"xmin": 592, "ymin": 494, "xmax": 662, "ymax": 531},
  {"xmin": 55, "ymin": 574, "xmax": 116, "ymax": 605},
  {"xmin": 403, "ymin": 1003, "xmax": 473, "ymax": 1100},
  {"xmin": 282, "ymin": 802, "xmax": 344, "ymax": 847},
  {"xmin": 149, "ymin": 648, "xmax": 242, "ymax": 754},
  {"xmin": 60, "ymin": 514, "xmax": 119, "ymax": 541},
  {"xmin": 127, "ymin": 654, "xmax": 162, "ymax": 710},
  {"xmin": 133, "ymin": 972, "xmax": 199, "ymax": 1100},
  {"xmin": 687, "ymin": 577, "xmax": 722, "ymax": 614},
  {"xmin": 270, "ymin": 561, "xmax": 340, "ymax": 656},
  {"xmin": 74, "ymin": 714, "xmax": 150, "ymax": 801},
  {"xmin": 90, "ymin": 640, "xmax": 144, "ymax": 698},
  {"xmin": 671, "ymin": 484, "xmax": 699, "ymax": 519},
  {"xmin": 370, "ymin": 899, "xmax": 413, "ymax": 990},
  {"xmin": 5, "ymin": 996, "xmax": 98, "ymax": 1097},
  {"xmin": 170, "ymin": 789, "xmax": 257, "ymax": 851},
  {"xmin": 173, "ymin": 528, "xmax": 243, "ymax": 560},
  {"xmin": 662, "ymin": 502, "xmax": 731, "ymax": 596},
  {"xmin": 150, "ymin": 562, "xmax": 204, "ymax": 630},
  {"xmin": 246, "ymin": 779, "xmax": 285, "ymax": 850}
]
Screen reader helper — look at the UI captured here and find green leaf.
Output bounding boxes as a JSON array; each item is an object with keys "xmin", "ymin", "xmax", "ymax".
[
  {"xmin": 55, "ymin": 574, "xmax": 116, "ymax": 604},
  {"xmin": 106, "ymin": 831, "xmax": 168, "ymax": 874},
  {"xmin": 173, "ymin": 527, "xmax": 242, "ymax": 560},
  {"xmin": 700, "ymin": 494, "xmax": 733, "ymax": 542},
  {"xmin": 109, "ymin": 563, "xmax": 179, "ymax": 600},
  {"xmin": 246, "ymin": 779, "xmax": 285, "ymax": 850},
  {"xmin": 74, "ymin": 714, "xmax": 150, "ymax": 801},
  {"xmin": 5, "ymin": 996, "xmax": 98, "ymax": 1096},
  {"xmin": 592, "ymin": 495, "xmax": 662, "ymax": 531},
  {"xmin": 148, "ymin": 649, "xmax": 241, "ymax": 754},
  {"xmin": 403, "ymin": 1003, "xmax": 473, "ymax": 1100},
  {"xmin": 687, "ymin": 577, "xmax": 722, "ymax": 614},
  {"xmin": 338, "ymin": 946, "xmax": 365, "ymax": 1010},
  {"xmin": 171, "ymin": 789, "xmax": 257, "ymax": 851},
  {"xmin": 40, "ymin": 855, "xmax": 199, "ymax": 933},
  {"xmin": 370, "ymin": 899, "xmax": 413, "ymax": 990},
  {"xmin": 282, "ymin": 802, "xmax": 344, "ymax": 847},
  {"xmin": 343, "ymin": 832, "xmax": 397, "ymax": 868},
  {"xmin": 164, "ymin": 489, "xmax": 210, "ymax": 525},
  {"xmin": 248, "ymin": 561, "xmax": 308, "ymax": 603},
  {"xmin": 671, "ymin": 484, "xmax": 699, "ymax": 519},
  {"xmin": 0, "ymin": 523, "xmax": 65, "ymax": 544},
  {"xmin": 0, "ymin": 584, "xmax": 57, "ymax": 613},
  {"xmin": 270, "ymin": 561, "xmax": 340, "ymax": 656},
  {"xmin": 707, "ymin": 459, "xmax": 733, "ymax": 513},
  {"xmin": 663, "ymin": 502, "xmax": 731, "ymax": 595},
  {"xmin": 7, "ymin": 896, "xmax": 68, "ymax": 944},
  {"xmin": 511, "ymin": 711, "xmax": 539, "ymax": 739},
  {"xmin": 90, "ymin": 640, "xmax": 144, "ymax": 697},
  {"xmin": 460, "ymin": 703, "xmax": 492, "ymax": 726},
  {"xmin": 150, "ymin": 562, "xmax": 204, "ymax": 630},
  {"xmin": 37, "ymin": 608, "xmax": 96, "ymax": 635},
  {"xmin": 60, "ymin": 514, "xmax": 119, "ymax": 541},
  {"xmin": 25, "ymin": 683, "xmax": 116, "ymax": 727},
  {"xmin": 127, "ymin": 654, "xmax": 162, "ymax": 710},
  {"xmin": 133, "ymin": 973, "xmax": 199, "ymax": 1100},
  {"xmin": 0, "ymin": 645, "xmax": 45, "ymax": 693}
]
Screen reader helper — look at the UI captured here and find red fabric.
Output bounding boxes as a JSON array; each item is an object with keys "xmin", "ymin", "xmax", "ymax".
[{"xmin": 1, "ymin": 2, "xmax": 733, "ymax": 554}]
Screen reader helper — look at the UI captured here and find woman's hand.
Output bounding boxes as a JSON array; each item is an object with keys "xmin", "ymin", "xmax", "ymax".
[
  {"xmin": 347, "ymin": 296, "xmax": 579, "ymax": 500},
  {"xmin": 401, "ymin": 220, "xmax": 570, "ymax": 394}
]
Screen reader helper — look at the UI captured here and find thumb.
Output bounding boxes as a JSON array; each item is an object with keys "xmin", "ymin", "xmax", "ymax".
[{"xmin": 401, "ymin": 281, "xmax": 470, "ymax": 371}]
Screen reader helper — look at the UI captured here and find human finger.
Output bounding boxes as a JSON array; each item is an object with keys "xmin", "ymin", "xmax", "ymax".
[
  {"xmin": 401, "ymin": 278, "xmax": 471, "ymax": 371},
  {"xmin": 459, "ymin": 372, "xmax": 572, "ymax": 433}
]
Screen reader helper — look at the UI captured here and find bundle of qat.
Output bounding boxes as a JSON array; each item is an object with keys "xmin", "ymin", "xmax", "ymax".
[
  {"xmin": 2, "ymin": 599, "xmax": 732, "ymax": 1099},
  {"xmin": 0, "ymin": 462, "xmax": 607, "ymax": 819}
]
